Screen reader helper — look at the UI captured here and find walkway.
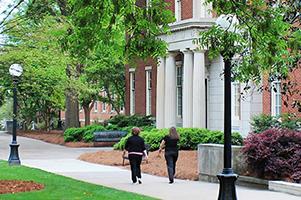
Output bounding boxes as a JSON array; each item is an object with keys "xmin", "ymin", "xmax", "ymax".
[{"xmin": 0, "ymin": 131, "xmax": 299, "ymax": 200}]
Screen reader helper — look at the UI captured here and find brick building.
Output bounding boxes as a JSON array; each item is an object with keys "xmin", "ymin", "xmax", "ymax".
[
  {"xmin": 61, "ymin": 101, "xmax": 124, "ymax": 126},
  {"xmin": 125, "ymin": 0, "xmax": 300, "ymax": 136}
]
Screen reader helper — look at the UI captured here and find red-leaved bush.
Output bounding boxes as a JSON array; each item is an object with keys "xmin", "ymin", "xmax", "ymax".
[{"xmin": 242, "ymin": 128, "xmax": 301, "ymax": 182}]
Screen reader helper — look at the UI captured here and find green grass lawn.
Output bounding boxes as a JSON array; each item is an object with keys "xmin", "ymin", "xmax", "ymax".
[{"xmin": 0, "ymin": 160, "xmax": 156, "ymax": 200}]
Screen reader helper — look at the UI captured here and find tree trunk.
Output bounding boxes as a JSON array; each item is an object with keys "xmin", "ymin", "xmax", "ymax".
[
  {"xmin": 83, "ymin": 100, "xmax": 95, "ymax": 126},
  {"xmin": 65, "ymin": 90, "xmax": 80, "ymax": 130},
  {"xmin": 83, "ymin": 105, "xmax": 91, "ymax": 126}
]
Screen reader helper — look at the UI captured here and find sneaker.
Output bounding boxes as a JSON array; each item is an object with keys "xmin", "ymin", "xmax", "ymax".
[
  {"xmin": 169, "ymin": 180, "xmax": 174, "ymax": 184},
  {"xmin": 138, "ymin": 178, "xmax": 142, "ymax": 184},
  {"xmin": 132, "ymin": 181, "xmax": 138, "ymax": 185}
]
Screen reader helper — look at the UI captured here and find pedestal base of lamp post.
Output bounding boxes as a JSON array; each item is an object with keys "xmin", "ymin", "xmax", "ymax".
[
  {"xmin": 217, "ymin": 172, "xmax": 238, "ymax": 200},
  {"xmin": 8, "ymin": 143, "xmax": 21, "ymax": 165}
]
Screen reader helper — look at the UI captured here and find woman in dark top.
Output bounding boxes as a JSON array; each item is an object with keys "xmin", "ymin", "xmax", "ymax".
[
  {"xmin": 124, "ymin": 127, "xmax": 148, "ymax": 184},
  {"xmin": 158, "ymin": 127, "xmax": 180, "ymax": 184}
]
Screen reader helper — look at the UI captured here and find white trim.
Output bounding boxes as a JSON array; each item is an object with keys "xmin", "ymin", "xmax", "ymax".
[
  {"xmin": 94, "ymin": 101, "xmax": 98, "ymax": 112},
  {"xmin": 129, "ymin": 68, "xmax": 135, "ymax": 72},
  {"xmin": 102, "ymin": 102, "xmax": 106, "ymax": 113},
  {"xmin": 271, "ymin": 81, "xmax": 281, "ymax": 116},
  {"xmin": 233, "ymin": 83, "xmax": 241, "ymax": 121},
  {"xmin": 176, "ymin": 61, "xmax": 183, "ymax": 66},
  {"xmin": 175, "ymin": 0, "xmax": 181, "ymax": 22},
  {"xmin": 145, "ymin": 66, "xmax": 152, "ymax": 70},
  {"xmin": 176, "ymin": 64, "xmax": 183, "ymax": 118},
  {"xmin": 130, "ymin": 72, "xmax": 135, "ymax": 115},
  {"xmin": 145, "ymin": 69, "xmax": 152, "ymax": 115}
]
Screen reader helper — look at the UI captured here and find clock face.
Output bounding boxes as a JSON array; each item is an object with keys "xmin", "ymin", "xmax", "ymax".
[{"xmin": 9, "ymin": 64, "xmax": 23, "ymax": 77}]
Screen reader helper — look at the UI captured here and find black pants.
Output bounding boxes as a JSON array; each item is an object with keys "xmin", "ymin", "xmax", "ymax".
[
  {"xmin": 164, "ymin": 150, "xmax": 178, "ymax": 182},
  {"xmin": 129, "ymin": 154, "xmax": 142, "ymax": 183}
]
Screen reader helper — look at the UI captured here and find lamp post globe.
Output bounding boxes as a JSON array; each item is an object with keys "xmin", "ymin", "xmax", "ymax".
[
  {"xmin": 9, "ymin": 64, "xmax": 23, "ymax": 77},
  {"xmin": 8, "ymin": 63, "xmax": 23, "ymax": 165},
  {"xmin": 216, "ymin": 15, "xmax": 239, "ymax": 200}
]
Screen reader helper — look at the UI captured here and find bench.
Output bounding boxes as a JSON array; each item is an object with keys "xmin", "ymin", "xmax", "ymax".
[
  {"xmin": 93, "ymin": 130, "xmax": 127, "ymax": 147},
  {"xmin": 122, "ymin": 144, "xmax": 150, "ymax": 166}
]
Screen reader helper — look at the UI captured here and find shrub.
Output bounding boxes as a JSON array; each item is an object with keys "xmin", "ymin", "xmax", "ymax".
[
  {"xmin": 108, "ymin": 115, "xmax": 154, "ymax": 128},
  {"xmin": 251, "ymin": 113, "xmax": 301, "ymax": 133},
  {"xmin": 114, "ymin": 128, "xmax": 243, "ymax": 151},
  {"xmin": 64, "ymin": 127, "xmax": 84, "ymax": 142},
  {"xmin": 82, "ymin": 125, "xmax": 106, "ymax": 142},
  {"xmin": 141, "ymin": 129, "xmax": 167, "ymax": 150},
  {"xmin": 279, "ymin": 113, "xmax": 301, "ymax": 130},
  {"xmin": 113, "ymin": 133, "xmax": 132, "ymax": 150},
  {"xmin": 242, "ymin": 128, "xmax": 301, "ymax": 182},
  {"xmin": 106, "ymin": 124, "xmax": 119, "ymax": 130},
  {"xmin": 63, "ymin": 124, "xmax": 106, "ymax": 142},
  {"xmin": 250, "ymin": 114, "xmax": 278, "ymax": 133}
]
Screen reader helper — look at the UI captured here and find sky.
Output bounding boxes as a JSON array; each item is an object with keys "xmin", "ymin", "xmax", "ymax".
[
  {"xmin": 0, "ymin": 0, "xmax": 12, "ymax": 20},
  {"xmin": 0, "ymin": 0, "xmax": 14, "ymax": 44}
]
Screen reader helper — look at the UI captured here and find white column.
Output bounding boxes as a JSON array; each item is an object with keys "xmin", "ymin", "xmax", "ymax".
[
  {"xmin": 156, "ymin": 57, "xmax": 165, "ymax": 129},
  {"xmin": 193, "ymin": 50, "xmax": 206, "ymax": 128},
  {"xmin": 193, "ymin": 0, "xmax": 201, "ymax": 19},
  {"xmin": 164, "ymin": 53, "xmax": 177, "ymax": 128},
  {"xmin": 182, "ymin": 49, "xmax": 194, "ymax": 127},
  {"xmin": 193, "ymin": 0, "xmax": 206, "ymax": 19}
]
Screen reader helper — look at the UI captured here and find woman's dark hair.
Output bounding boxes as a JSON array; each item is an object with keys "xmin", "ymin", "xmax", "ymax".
[{"xmin": 169, "ymin": 127, "xmax": 179, "ymax": 139}]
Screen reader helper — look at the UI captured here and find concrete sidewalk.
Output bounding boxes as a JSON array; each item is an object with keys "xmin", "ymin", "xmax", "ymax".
[{"xmin": 0, "ymin": 131, "xmax": 299, "ymax": 200}]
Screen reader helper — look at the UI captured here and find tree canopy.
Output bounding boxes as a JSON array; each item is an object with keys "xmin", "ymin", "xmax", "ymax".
[
  {"xmin": 198, "ymin": 0, "xmax": 300, "ymax": 82},
  {"xmin": 0, "ymin": 0, "xmax": 175, "ymax": 128}
]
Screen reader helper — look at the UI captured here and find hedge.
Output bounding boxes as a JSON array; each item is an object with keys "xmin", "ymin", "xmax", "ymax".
[
  {"xmin": 64, "ymin": 124, "xmax": 106, "ymax": 142},
  {"xmin": 114, "ymin": 128, "xmax": 243, "ymax": 151},
  {"xmin": 63, "ymin": 124, "xmax": 155, "ymax": 143},
  {"xmin": 107, "ymin": 115, "xmax": 154, "ymax": 128}
]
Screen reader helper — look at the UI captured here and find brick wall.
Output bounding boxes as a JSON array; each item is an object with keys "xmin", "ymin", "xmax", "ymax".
[
  {"xmin": 125, "ymin": 59, "xmax": 157, "ymax": 116},
  {"xmin": 135, "ymin": 60, "xmax": 147, "ymax": 115},
  {"xmin": 281, "ymin": 67, "xmax": 301, "ymax": 117},
  {"xmin": 165, "ymin": 0, "xmax": 175, "ymax": 14},
  {"xmin": 181, "ymin": 0, "xmax": 193, "ymax": 20},
  {"xmin": 262, "ymin": 75, "xmax": 271, "ymax": 115}
]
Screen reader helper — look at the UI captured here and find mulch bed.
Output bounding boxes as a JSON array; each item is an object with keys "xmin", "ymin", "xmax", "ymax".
[
  {"xmin": 79, "ymin": 150, "xmax": 199, "ymax": 181},
  {"xmin": 16, "ymin": 130, "xmax": 199, "ymax": 180},
  {"xmin": 17, "ymin": 130, "xmax": 94, "ymax": 147},
  {"xmin": 0, "ymin": 180, "xmax": 44, "ymax": 194}
]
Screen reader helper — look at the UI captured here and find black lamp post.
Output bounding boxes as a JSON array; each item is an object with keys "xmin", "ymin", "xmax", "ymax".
[
  {"xmin": 8, "ymin": 63, "xmax": 23, "ymax": 165},
  {"xmin": 215, "ymin": 15, "xmax": 238, "ymax": 200}
]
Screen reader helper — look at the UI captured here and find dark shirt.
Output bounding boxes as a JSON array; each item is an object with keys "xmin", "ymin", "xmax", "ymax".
[
  {"xmin": 163, "ymin": 136, "xmax": 179, "ymax": 152},
  {"xmin": 125, "ymin": 135, "xmax": 146, "ymax": 154}
]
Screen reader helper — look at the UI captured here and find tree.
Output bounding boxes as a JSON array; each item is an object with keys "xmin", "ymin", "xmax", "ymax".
[
  {"xmin": 197, "ymin": 0, "xmax": 301, "ymax": 110},
  {"xmin": 0, "ymin": 16, "xmax": 69, "ymax": 130}
]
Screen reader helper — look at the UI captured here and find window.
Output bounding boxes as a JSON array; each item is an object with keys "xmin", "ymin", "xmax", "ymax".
[
  {"xmin": 176, "ymin": 65, "xmax": 183, "ymax": 118},
  {"xmin": 233, "ymin": 83, "xmax": 241, "ymax": 120},
  {"xmin": 145, "ymin": 68, "xmax": 152, "ymax": 115},
  {"xmin": 111, "ymin": 105, "xmax": 115, "ymax": 112},
  {"xmin": 110, "ymin": 94, "xmax": 115, "ymax": 113},
  {"xmin": 94, "ymin": 101, "xmax": 98, "ymax": 112},
  {"xmin": 130, "ymin": 71, "xmax": 135, "ymax": 115},
  {"xmin": 175, "ymin": 0, "xmax": 181, "ymax": 22},
  {"xmin": 120, "ymin": 104, "xmax": 125, "ymax": 113},
  {"xmin": 271, "ymin": 81, "xmax": 281, "ymax": 116},
  {"xmin": 102, "ymin": 102, "xmax": 106, "ymax": 113}
]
